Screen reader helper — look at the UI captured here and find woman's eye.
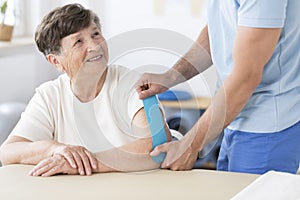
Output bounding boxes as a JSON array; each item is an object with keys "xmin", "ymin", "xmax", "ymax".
[
  {"xmin": 93, "ymin": 32, "xmax": 100, "ymax": 36},
  {"xmin": 74, "ymin": 39, "xmax": 82, "ymax": 46}
]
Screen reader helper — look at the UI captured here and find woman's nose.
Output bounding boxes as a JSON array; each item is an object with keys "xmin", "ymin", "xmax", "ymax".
[{"xmin": 87, "ymin": 39, "xmax": 99, "ymax": 52}]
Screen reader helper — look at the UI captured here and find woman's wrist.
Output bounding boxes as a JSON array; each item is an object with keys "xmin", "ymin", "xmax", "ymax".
[
  {"xmin": 93, "ymin": 159, "xmax": 115, "ymax": 173},
  {"xmin": 47, "ymin": 140, "xmax": 63, "ymax": 158}
]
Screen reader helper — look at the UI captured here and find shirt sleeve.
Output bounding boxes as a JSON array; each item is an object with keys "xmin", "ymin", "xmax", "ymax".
[
  {"xmin": 127, "ymin": 82, "xmax": 143, "ymax": 121},
  {"xmin": 9, "ymin": 88, "xmax": 54, "ymax": 141},
  {"xmin": 238, "ymin": 0, "xmax": 288, "ymax": 28}
]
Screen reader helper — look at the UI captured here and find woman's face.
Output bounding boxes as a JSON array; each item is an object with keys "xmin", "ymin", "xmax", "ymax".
[{"xmin": 57, "ymin": 22, "xmax": 108, "ymax": 81}]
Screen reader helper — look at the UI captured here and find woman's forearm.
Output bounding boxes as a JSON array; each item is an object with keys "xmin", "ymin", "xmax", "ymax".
[
  {"xmin": 0, "ymin": 138, "xmax": 57, "ymax": 165},
  {"xmin": 94, "ymin": 138, "xmax": 160, "ymax": 173}
]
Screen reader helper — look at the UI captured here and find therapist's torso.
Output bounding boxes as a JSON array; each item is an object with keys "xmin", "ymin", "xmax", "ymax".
[{"xmin": 207, "ymin": 0, "xmax": 300, "ymax": 133}]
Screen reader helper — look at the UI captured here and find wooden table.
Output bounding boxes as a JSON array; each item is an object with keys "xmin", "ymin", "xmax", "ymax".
[{"xmin": 0, "ymin": 164, "xmax": 259, "ymax": 200}]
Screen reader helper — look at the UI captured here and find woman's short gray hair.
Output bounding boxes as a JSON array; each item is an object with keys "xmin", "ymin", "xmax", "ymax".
[{"xmin": 35, "ymin": 3, "xmax": 101, "ymax": 57}]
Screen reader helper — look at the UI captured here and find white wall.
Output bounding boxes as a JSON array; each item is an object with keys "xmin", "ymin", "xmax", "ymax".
[
  {"xmin": 0, "ymin": 46, "xmax": 60, "ymax": 103},
  {"xmin": 98, "ymin": 0, "xmax": 217, "ymax": 97}
]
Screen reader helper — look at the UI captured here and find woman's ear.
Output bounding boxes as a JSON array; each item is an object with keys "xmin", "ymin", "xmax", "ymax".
[{"xmin": 47, "ymin": 54, "xmax": 64, "ymax": 72}]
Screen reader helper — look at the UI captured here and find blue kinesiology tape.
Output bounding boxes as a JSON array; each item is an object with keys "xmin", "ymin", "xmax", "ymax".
[{"xmin": 143, "ymin": 95, "xmax": 167, "ymax": 163}]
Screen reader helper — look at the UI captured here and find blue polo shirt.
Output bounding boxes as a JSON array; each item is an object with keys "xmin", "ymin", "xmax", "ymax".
[{"xmin": 207, "ymin": 0, "xmax": 300, "ymax": 133}]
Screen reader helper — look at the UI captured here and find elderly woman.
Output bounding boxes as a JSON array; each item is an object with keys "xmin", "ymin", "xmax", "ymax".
[{"xmin": 0, "ymin": 4, "xmax": 172, "ymax": 176}]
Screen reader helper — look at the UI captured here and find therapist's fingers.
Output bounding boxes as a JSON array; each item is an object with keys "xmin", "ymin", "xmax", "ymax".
[
  {"xmin": 150, "ymin": 142, "xmax": 173, "ymax": 168},
  {"xmin": 139, "ymin": 87, "xmax": 157, "ymax": 99},
  {"xmin": 135, "ymin": 73, "xmax": 169, "ymax": 99},
  {"xmin": 138, "ymin": 83, "xmax": 168, "ymax": 99},
  {"xmin": 135, "ymin": 74, "xmax": 150, "ymax": 93},
  {"xmin": 162, "ymin": 140, "xmax": 199, "ymax": 171},
  {"xmin": 168, "ymin": 146, "xmax": 198, "ymax": 171},
  {"xmin": 150, "ymin": 140, "xmax": 196, "ymax": 169},
  {"xmin": 135, "ymin": 81, "xmax": 145, "ymax": 94},
  {"xmin": 150, "ymin": 143, "xmax": 170, "ymax": 157}
]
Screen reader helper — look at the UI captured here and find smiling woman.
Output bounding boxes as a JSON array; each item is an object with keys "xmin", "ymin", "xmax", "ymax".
[{"xmin": 0, "ymin": 3, "xmax": 172, "ymax": 177}]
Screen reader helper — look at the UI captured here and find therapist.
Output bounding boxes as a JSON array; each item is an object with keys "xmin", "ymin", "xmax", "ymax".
[
  {"xmin": 136, "ymin": 0, "xmax": 300, "ymax": 174},
  {"xmin": 0, "ymin": 4, "xmax": 172, "ymax": 177}
]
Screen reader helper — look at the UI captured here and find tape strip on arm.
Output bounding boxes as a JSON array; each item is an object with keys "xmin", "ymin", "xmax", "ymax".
[{"xmin": 142, "ymin": 95, "xmax": 167, "ymax": 163}]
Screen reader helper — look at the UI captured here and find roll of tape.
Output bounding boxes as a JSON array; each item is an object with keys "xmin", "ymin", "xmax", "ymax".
[{"xmin": 143, "ymin": 95, "xmax": 167, "ymax": 163}]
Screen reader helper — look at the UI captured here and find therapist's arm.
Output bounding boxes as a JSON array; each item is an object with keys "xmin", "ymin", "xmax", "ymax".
[
  {"xmin": 191, "ymin": 27, "xmax": 282, "ymax": 149},
  {"xmin": 155, "ymin": 26, "xmax": 282, "ymax": 170},
  {"xmin": 170, "ymin": 24, "xmax": 212, "ymax": 82},
  {"xmin": 137, "ymin": 25, "xmax": 212, "ymax": 99}
]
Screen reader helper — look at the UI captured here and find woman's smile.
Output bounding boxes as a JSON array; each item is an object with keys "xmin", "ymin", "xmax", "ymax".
[{"xmin": 86, "ymin": 54, "xmax": 103, "ymax": 63}]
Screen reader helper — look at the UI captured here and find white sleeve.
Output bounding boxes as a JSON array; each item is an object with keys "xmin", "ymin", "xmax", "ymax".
[
  {"xmin": 9, "ymin": 88, "xmax": 54, "ymax": 141},
  {"xmin": 115, "ymin": 67, "xmax": 144, "ymax": 121},
  {"xmin": 127, "ymin": 89, "xmax": 144, "ymax": 121}
]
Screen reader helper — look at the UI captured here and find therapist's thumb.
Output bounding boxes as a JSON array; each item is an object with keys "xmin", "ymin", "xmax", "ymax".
[
  {"xmin": 150, "ymin": 143, "xmax": 169, "ymax": 156},
  {"xmin": 138, "ymin": 87, "xmax": 156, "ymax": 99}
]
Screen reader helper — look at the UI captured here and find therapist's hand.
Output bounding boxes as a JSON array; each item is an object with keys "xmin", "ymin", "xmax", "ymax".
[
  {"xmin": 51, "ymin": 144, "xmax": 98, "ymax": 176},
  {"xmin": 135, "ymin": 73, "xmax": 169, "ymax": 99},
  {"xmin": 29, "ymin": 154, "xmax": 78, "ymax": 177},
  {"xmin": 150, "ymin": 139, "xmax": 199, "ymax": 170}
]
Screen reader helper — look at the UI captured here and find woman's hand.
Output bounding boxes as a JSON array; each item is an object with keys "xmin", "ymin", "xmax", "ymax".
[
  {"xmin": 29, "ymin": 154, "xmax": 78, "ymax": 177},
  {"xmin": 50, "ymin": 144, "xmax": 98, "ymax": 175}
]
